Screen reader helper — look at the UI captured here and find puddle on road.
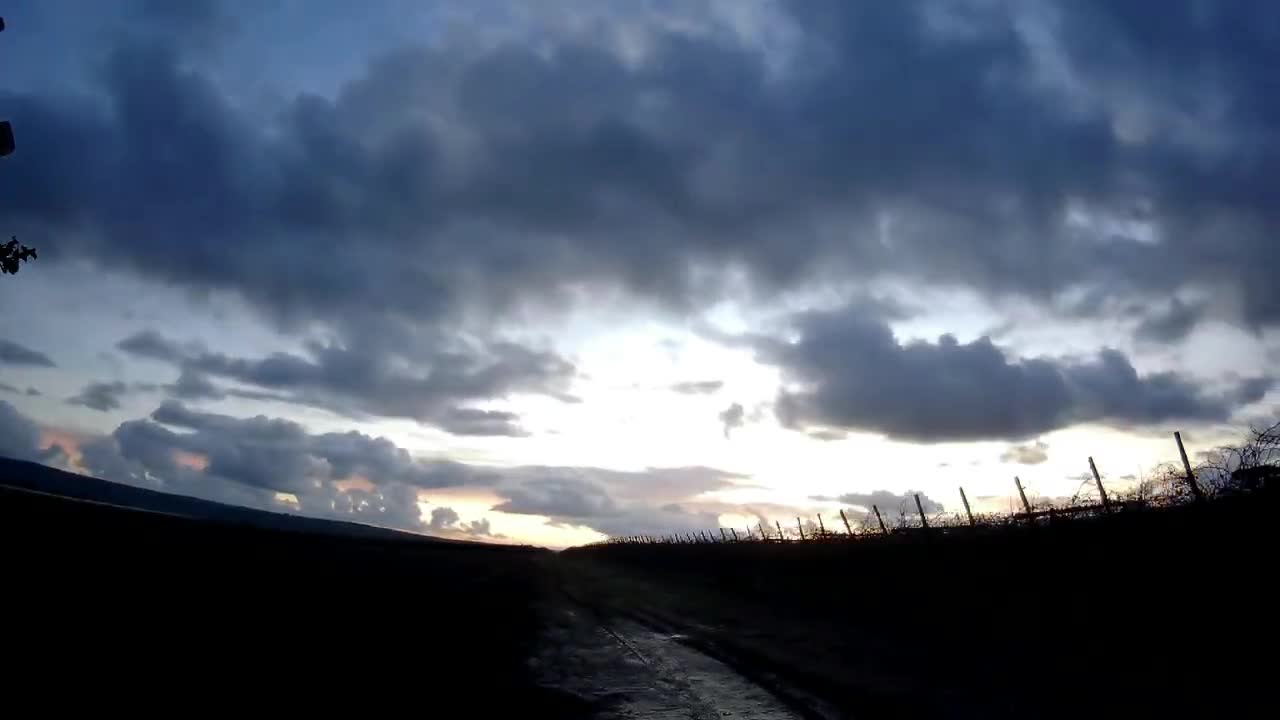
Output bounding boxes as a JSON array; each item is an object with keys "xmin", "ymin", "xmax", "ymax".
[{"xmin": 534, "ymin": 607, "xmax": 804, "ymax": 720}]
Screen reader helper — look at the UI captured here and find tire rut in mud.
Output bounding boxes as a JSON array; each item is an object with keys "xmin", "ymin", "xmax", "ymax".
[{"xmin": 534, "ymin": 603, "xmax": 811, "ymax": 719}]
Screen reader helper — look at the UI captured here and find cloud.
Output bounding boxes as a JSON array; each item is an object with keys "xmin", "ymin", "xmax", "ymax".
[
  {"xmin": 26, "ymin": 387, "xmax": 41, "ymax": 396},
  {"xmin": 0, "ymin": 383, "xmax": 19, "ymax": 394},
  {"xmin": 671, "ymin": 380, "xmax": 723, "ymax": 395},
  {"xmin": 428, "ymin": 506, "xmax": 461, "ymax": 532},
  {"xmin": 493, "ymin": 476, "xmax": 618, "ymax": 518},
  {"xmin": 489, "ymin": 466, "xmax": 740, "ymax": 536},
  {"xmin": 166, "ymin": 369, "xmax": 225, "ymax": 401},
  {"xmin": 118, "ymin": 330, "xmax": 575, "ymax": 435},
  {"xmin": 807, "ymin": 429, "xmax": 847, "ymax": 442},
  {"xmin": 67, "ymin": 381, "xmax": 130, "ymax": 412},
  {"xmin": 72, "ymin": 400, "xmax": 507, "ymax": 532},
  {"xmin": 718, "ymin": 402, "xmax": 745, "ymax": 438},
  {"xmin": 147, "ymin": 399, "xmax": 494, "ymax": 491},
  {"xmin": 117, "ymin": 329, "xmax": 187, "ymax": 363},
  {"xmin": 0, "ymin": 340, "xmax": 54, "ymax": 367},
  {"xmin": 6, "ymin": 0, "xmax": 1280, "ymax": 358},
  {"xmin": 462, "ymin": 518, "xmax": 499, "ymax": 537},
  {"xmin": 0, "ymin": 400, "xmax": 42, "ymax": 461},
  {"xmin": 811, "ymin": 489, "xmax": 945, "ymax": 515},
  {"xmin": 16, "ymin": 391, "xmax": 738, "ymax": 538},
  {"xmin": 1000, "ymin": 440, "xmax": 1050, "ymax": 465},
  {"xmin": 759, "ymin": 305, "xmax": 1270, "ymax": 442},
  {"xmin": 1135, "ymin": 299, "xmax": 1208, "ymax": 344}
]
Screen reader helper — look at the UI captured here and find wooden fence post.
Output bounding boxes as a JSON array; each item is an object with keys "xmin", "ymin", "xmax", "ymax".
[
  {"xmin": 720, "ymin": 528, "xmax": 728, "ymax": 542},
  {"xmin": 914, "ymin": 493, "xmax": 930, "ymax": 530},
  {"xmin": 758, "ymin": 523, "xmax": 767, "ymax": 542},
  {"xmin": 797, "ymin": 517, "xmax": 806, "ymax": 541},
  {"xmin": 1088, "ymin": 457, "xmax": 1111, "ymax": 513},
  {"xmin": 1174, "ymin": 431, "xmax": 1204, "ymax": 501},
  {"xmin": 839, "ymin": 509, "xmax": 854, "ymax": 536},
  {"xmin": 872, "ymin": 505, "xmax": 888, "ymax": 535},
  {"xmin": 817, "ymin": 515, "xmax": 826, "ymax": 537},
  {"xmin": 730, "ymin": 528, "xmax": 739, "ymax": 542},
  {"xmin": 959, "ymin": 486, "xmax": 975, "ymax": 527},
  {"xmin": 1015, "ymin": 476, "xmax": 1033, "ymax": 516},
  {"xmin": 776, "ymin": 520, "xmax": 784, "ymax": 541}
]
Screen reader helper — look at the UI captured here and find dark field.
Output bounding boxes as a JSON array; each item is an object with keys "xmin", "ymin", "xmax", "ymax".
[
  {"xmin": 0, "ymin": 474, "xmax": 563, "ymax": 715},
  {"xmin": 3, "ymin": 459, "xmax": 1276, "ymax": 718},
  {"xmin": 564, "ymin": 491, "xmax": 1279, "ymax": 717}
]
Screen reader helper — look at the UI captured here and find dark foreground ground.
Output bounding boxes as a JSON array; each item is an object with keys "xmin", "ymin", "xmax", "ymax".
[
  {"xmin": 3, "ymin": 460, "xmax": 1275, "ymax": 717},
  {"xmin": 562, "ymin": 491, "xmax": 1279, "ymax": 718}
]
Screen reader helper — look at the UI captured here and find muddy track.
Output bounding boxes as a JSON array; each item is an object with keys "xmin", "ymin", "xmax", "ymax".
[{"xmin": 534, "ymin": 588, "xmax": 841, "ymax": 720}]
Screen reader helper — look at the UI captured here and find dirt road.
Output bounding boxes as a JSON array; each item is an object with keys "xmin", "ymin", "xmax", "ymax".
[{"xmin": 534, "ymin": 602, "xmax": 827, "ymax": 719}]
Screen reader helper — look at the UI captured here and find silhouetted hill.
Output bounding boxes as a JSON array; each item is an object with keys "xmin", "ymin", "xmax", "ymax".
[
  {"xmin": 2, "ymin": 454, "xmax": 562, "ymax": 716},
  {"xmin": 0, "ymin": 454, "xmax": 467, "ymax": 544}
]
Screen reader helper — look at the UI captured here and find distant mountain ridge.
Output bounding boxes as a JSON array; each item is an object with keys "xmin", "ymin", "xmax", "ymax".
[{"xmin": 0, "ymin": 455, "xmax": 465, "ymax": 544}]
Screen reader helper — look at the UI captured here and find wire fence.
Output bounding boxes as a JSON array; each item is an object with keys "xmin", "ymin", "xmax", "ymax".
[{"xmin": 589, "ymin": 424, "xmax": 1280, "ymax": 547}]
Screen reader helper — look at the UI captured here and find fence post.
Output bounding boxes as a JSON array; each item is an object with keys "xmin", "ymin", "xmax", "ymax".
[
  {"xmin": 730, "ymin": 528, "xmax": 739, "ymax": 542},
  {"xmin": 1088, "ymin": 457, "xmax": 1111, "ymax": 513},
  {"xmin": 758, "ymin": 523, "xmax": 767, "ymax": 542},
  {"xmin": 776, "ymin": 520, "xmax": 784, "ymax": 541},
  {"xmin": 914, "ymin": 493, "xmax": 930, "ymax": 531},
  {"xmin": 796, "ymin": 517, "xmax": 806, "ymax": 541},
  {"xmin": 720, "ymin": 528, "xmax": 728, "ymax": 542},
  {"xmin": 839, "ymin": 509, "xmax": 854, "ymax": 536},
  {"xmin": 1174, "ymin": 431, "xmax": 1204, "ymax": 501},
  {"xmin": 872, "ymin": 505, "xmax": 888, "ymax": 535},
  {"xmin": 1015, "ymin": 476, "xmax": 1033, "ymax": 516},
  {"xmin": 959, "ymin": 486, "xmax": 975, "ymax": 527},
  {"xmin": 817, "ymin": 515, "xmax": 826, "ymax": 537}
]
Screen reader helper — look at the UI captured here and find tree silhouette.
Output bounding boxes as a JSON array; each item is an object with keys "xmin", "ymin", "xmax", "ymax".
[
  {"xmin": 0, "ymin": 20, "xmax": 32, "ymax": 276},
  {"xmin": 2, "ymin": 237, "xmax": 37, "ymax": 275}
]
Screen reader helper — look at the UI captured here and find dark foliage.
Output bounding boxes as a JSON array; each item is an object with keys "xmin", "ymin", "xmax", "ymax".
[{"xmin": 1, "ymin": 236, "xmax": 36, "ymax": 274}]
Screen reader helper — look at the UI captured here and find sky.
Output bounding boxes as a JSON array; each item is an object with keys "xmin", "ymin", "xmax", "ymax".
[{"xmin": 1, "ymin": 0, "xmax": 1277, "ymax": 548}]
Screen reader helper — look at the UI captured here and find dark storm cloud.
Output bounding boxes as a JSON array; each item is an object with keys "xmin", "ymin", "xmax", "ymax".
[
  {"xmin": 1000, "ymin": 441, "xmax": 1050, "ymax": 466},
  {"xmin": 670, "ymin": 380, "xmax": 723, "ymax": 395},
  {"xmin": 759, "ymin": 305, "xmax": 1271, "ymax": 443},
  {"xmin": 118, "ymin": 330, "xmax": 574, "ymax": 435},
  {"xmin": 0, "ymin": 383, "xmax": 19, "ymax": 394},
  {"xmin": 6, "ymin": 0, "xmax": 1280, "ymax": 354},
  {"xmin": 0, "ymin": 340, "xmax": 55, "ymax": 367},
  {"xmin": 811, "ymin": 489, "xmax": 944, "ymax": 515},
  {"xmin": 67, "ymin": 381, "xmax": 130, "ymax": 412}
]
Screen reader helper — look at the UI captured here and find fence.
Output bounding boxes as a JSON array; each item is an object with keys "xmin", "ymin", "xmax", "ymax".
[{"xmin": 591, "ymin": 428, "xmax": 1275, "ymax": 548}]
